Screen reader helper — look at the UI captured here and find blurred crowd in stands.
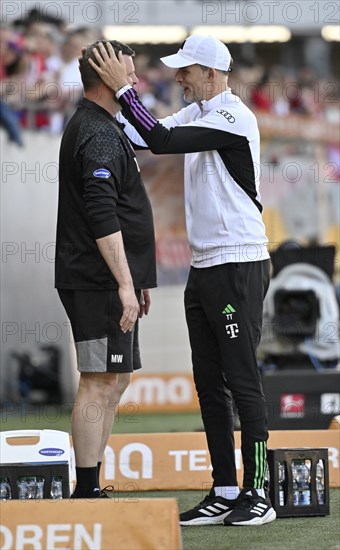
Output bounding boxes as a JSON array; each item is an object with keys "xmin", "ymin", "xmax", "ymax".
[{"xmin": 1, "ymin": 9, "xmax": 339, "ymax": 146}]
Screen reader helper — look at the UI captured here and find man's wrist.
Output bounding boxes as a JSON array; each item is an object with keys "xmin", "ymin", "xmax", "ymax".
[
  {"xmin": 116, "ymin": 84, "xmax": 132, "ymax": 99},
  {"xmin": 119, "ymin": 279, "xmax": 134, "ymax": 290}
]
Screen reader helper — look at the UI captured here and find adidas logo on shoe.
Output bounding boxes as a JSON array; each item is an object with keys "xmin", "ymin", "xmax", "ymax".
[
  {"xmin": 223, "ymin": 487, "xmax": 276, "ymax": 526},
  {"xmin": 180, "ymin": 490, "xmax": 237, "ymax": 526}
]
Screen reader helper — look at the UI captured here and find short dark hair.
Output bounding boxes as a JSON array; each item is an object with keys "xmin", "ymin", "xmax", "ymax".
[
  {"xmin": 79, "ymin": 40, "xmax": 135, "ymax": 91},
  {"xmin": 198, "ymin": 57, "xmax": 233, "ymax": 76}
]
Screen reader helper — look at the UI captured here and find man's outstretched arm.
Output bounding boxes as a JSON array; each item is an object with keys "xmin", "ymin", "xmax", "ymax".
[{"xmin": 89, "ymin": 42, "xmax": 242, "ymax": 155}]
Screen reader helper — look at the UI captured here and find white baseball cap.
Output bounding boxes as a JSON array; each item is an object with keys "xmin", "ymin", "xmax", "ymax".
[{"xmin": 160, "ymin": 35, "xmax": 232, "ymax": 72}]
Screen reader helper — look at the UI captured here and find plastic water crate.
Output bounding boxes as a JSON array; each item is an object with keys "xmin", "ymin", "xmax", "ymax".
[
  {"xmin": 267, "ymin": 448, "xmax": 330, "ymax": 517},
  {"xmin": 0, "ymin": 429, "xmax": 71, "ymax": 499}
]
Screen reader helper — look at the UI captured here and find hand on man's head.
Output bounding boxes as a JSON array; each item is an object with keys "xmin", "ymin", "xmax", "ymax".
[{"xmin": 88, "ymin": 42, "xmax": 128, "ymax": 93}]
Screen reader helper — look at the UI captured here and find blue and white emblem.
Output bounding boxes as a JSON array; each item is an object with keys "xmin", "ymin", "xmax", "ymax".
[{"xmin": 93, "ymin": 168, "xmax": 111, "ymax": 179}]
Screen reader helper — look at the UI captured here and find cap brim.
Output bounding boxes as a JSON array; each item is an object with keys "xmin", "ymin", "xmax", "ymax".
[{"xmin": 160, "ymin": 52, "xmax": 196, "ymax": 69}]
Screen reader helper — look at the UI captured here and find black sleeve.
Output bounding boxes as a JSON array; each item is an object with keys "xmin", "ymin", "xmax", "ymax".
[
  {"xmin": 119, "ymin": 88, "xmax": 243, "ymax": 154},
  {"xmin": 81, "ymin": 128, "xmax": 127, "ymax": 239}
]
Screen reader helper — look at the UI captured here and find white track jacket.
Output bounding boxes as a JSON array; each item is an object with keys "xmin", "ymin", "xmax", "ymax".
[{"xmin": 116, "ymin": 87, "xmax": 269, "ymax": 267}]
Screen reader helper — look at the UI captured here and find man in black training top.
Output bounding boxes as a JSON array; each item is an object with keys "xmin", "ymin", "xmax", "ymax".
[
  {"xmin": 55, "ymin": 40, "xmax": 156, "ymax": 499},
  {"xmin": 90, "ymin": 35, "xmax": 276, "ymax": 526}
]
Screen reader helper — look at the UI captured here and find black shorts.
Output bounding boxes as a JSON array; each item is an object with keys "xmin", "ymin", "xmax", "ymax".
[{"xmin": 58, "ymin": 289, "xmax": 142, "ymax": 373}]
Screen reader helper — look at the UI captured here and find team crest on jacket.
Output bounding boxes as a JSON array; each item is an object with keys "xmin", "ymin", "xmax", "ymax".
[{"xmin": 216, "ymin": 109, "xmax": 235, "ymax": 123}]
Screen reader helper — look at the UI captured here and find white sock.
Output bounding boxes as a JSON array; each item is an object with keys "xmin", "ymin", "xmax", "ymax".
[
  {"xmin": 214, "ymin": 486, "xmax": 240, "ymax": 500},
  {"xmin": 256, "ymin": 488, "xmax": 265, "ymax": 498}
]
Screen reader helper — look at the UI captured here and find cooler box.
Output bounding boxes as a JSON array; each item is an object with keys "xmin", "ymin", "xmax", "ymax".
[{"xmin": 0, "ymin": 429, "xmax": 71, "ymax": 499}]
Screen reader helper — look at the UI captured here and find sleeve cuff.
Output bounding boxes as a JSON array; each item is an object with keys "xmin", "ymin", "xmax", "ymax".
[
  {"xmin": 116, "ymin": 84, "xmax": 133, "ymax": 99},
  {"xmin": 92, "ymin": 218, "xmax": 121, "ymax": 240}
]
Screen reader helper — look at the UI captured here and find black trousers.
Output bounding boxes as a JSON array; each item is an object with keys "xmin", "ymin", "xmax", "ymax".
[{"xmin": 184, "ymin": 260, "xmax": 270, "ymax": 488}]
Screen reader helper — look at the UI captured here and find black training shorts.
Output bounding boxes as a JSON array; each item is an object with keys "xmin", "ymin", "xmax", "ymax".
[{"xmin": 58, "ymin": 289, "xmax": 142, "ymax": 373}]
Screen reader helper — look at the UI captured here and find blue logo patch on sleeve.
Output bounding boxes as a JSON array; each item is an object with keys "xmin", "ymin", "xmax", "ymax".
[{"xmin": 93, "ymin": 168, "xmax": 111, "ymax": 179}]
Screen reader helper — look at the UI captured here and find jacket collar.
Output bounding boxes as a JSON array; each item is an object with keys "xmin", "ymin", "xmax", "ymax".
[
  {"xmin": 199, "ymin": 89, "xmax": 234, "ymax": 115},
  {"xmin": 81, "ymin": 97, "xmax": 115, "ymax": 121}
]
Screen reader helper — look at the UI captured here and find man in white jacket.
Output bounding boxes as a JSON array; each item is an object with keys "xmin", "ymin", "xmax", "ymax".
[{"xmin": 90, "ymin": 35, "xmax": 275, "ymax": 527}]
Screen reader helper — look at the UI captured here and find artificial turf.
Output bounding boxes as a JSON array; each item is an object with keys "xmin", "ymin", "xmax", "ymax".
[
  {"xmin": 0, "ymin": 408, "xmax": 204, "ymax": 434},
  {"xmin": 110, "ymin": 489, "xmax": 340, "ymax": 550}
]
